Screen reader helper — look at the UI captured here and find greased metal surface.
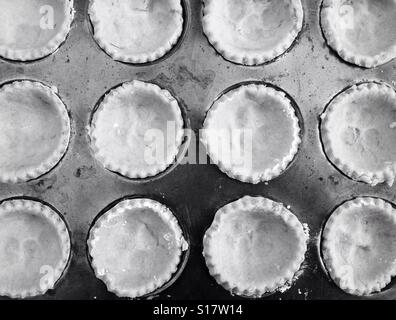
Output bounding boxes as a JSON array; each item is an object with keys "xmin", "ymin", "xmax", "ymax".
[{"xmin": 0, "ymin": 0, "xmax": 395, "ymax": 300}]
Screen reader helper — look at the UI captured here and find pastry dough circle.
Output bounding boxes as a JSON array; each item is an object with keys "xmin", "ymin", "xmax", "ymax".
[
  {"xmin": 0, "ymin": 199, "xmax": 71, "ymax": 298},
  {"xmin": 203, "ymin": 196, "xmax": 308, "ymax": 297},
  {"xmin": 0, "ymin": 80, "xmax": 71, "ymax": 183},
  {"xmin": 322, "ymin": 197, "xmax": 396, "ymax": 296},
  {"xmin": 202, "ymin": 83, "xmax": 301, "ymax": 184},
  {"xmin": 0, "ymin": 0, "xmax": 74, "ymax": 61},
  {"xmin": 320, "ymin": 82, "xmax": 396, "ymax": 186},
  {"xmin": 321, "ymin": 0, "xmax": 396, "ymax": 68},
  {"xmin": 202, "ymin": 0, "xmax": 304, "ymax": 65},
  {"xmin": 89, "ymin": 0, "xmax": 184, "ymax": 63},
  {"xmin": 88, "ymin": 198, "xmax": 188, "ymax": 298},
  {"xmin": 90, "ymin": 80, "xmax": 184, "ymax": 179}
]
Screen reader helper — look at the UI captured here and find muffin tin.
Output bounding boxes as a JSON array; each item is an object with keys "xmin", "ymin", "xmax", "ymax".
[{"xmin": 0, "ymin": 0, "xmax": 395, "ymax": 300}]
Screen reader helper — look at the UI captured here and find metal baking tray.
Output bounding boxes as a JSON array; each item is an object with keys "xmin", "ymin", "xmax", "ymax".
[{"xmin": 0, "ymin": 0, "xmax": 395, "ymax": 300}]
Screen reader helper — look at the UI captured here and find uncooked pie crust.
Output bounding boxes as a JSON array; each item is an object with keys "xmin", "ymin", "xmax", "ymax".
[
  {"xmin": 90, "ymin": 80, "xmax": 184, "ymax": 179},
  {"xmin": 0, "ymin": 199, "xmax": 71, "ymax": 298},
  {"xmin": 202, "ymin": 83, "xmax": 301, "ymax": 184},
  {"xmin": 88, "ymin": 0, "xmax": 184, "ymax": 63},
  {"xmin": 88, "ymin": 198, "xmax": 188, "ymax": 298},
  {"xmin": 202, "ymin": 0, "xmax": 304, "ymax": 65},
  {"xmin": 0, "ymin": 0, "xmax": 74, "ymax": 61},
  {"xmin": 322, "ymin": 197, "xmax": 396, "ymax": 296},
  {"xmin": 203, "ymin": 196, "xmax": 308, "ymax": 297},
  {"xmin": 0, "ymin": 80, "xmax": 71, "ymax": 183},
  {"xmin": 321, "ymin": 0, "xmax": 396, "ymax": 68},
  {"xmin": 320, "ymin": 82, "xmax": 396, "ymax": 186}
]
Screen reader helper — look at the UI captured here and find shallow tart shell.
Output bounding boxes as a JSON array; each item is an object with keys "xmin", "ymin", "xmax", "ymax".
[
  {"xmin": 202, "ymin": 83, "xmax": 301, "ymax": 184},
  {"xmin": 0, "ymin": 80, "xmax": 71, "ymax": 183},
  {"xmin": 88, "ymin": 0, "xmax": 184, "ymax": 64},
  {"xmin": 89, "ymin": 80, "xmax": 184, "ymax": 180},
  {"xmin": 0, "ymin": 0, "xmax": 74, "ymax": 61},
  {"xmin": 88, "ymin": 198, "xmax": 188, "ymax": 298},
  {"xmin": 0, "ymin": 198, "xmax": 71, "ymax": 298},
  {"xmin": 202, "ymin": 0, "xmax": 304, "ymax": 65},
  {"xmin": 320, "ymin": 81, "xmax": 396, "ymax": 186},
  {"xmin": 203, "ymin": 196, "xmax": 308, "ymax": 297},
  {"xmin": 321, "ymin": 0, "xmax": 396, "ymax": 68},
  {"xmin": 321, "ymin": 197, "xmax": 396, "ymax": 296}
]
